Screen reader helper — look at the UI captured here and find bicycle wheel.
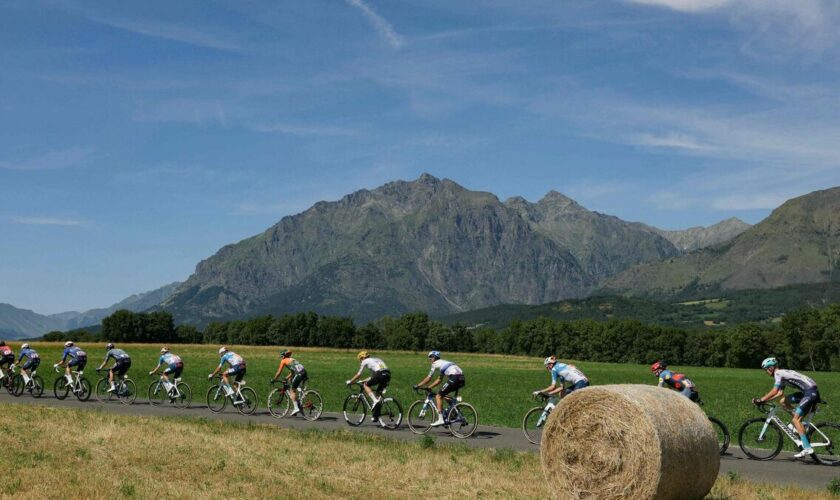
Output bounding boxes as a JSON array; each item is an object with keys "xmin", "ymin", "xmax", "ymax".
[
  {"xmin": 447, "ymin": 402, "xmax": 478, "ymax": 439},
  {"xmin": 147, "ymin": 381, "xmax": 167, "ymax": 406},
  {"xmin": 11, "ymin": 375, "xmax": 24, "ymax": 397},
  {"xmin": 378, "ymin": 398, "xmax": 403, "ymax": 430},
  {"xmin": 236, "ymin": 387, "xmax": 258, "ymax": 415},
  {"xmin": 407, "ymin": 399, "xmax": 435, "ymax": 435},
  {"xmin": 300, "ymin": 390, "xmax": 323, "ymax": 421},
  {"xmin": 267, "ymin": 388, "xmax": 291, "ymax": 418},
  {"xmin": 808, "ymin": 422, "xmax": 840, "ymax": 466},
  {"xmin": 4, "ymin": 377, "xmax": 13, "ymax": 395},
  {"xmin": 31, "ymin": 376, "xmax": 44, "ymax": 398},
  {"xmin": 342, "ymin": 394, "xmax": 367, "ymax": 426},
  {"xmin": 708, "ymin": 416, "xmax": 730, "ymax": 455},
  {"xmin": 173, "ymin": 382, "xmax": 192, "ymax": 409},
  {"xmin": 522, "ymin": 407, "xmax": 547, "ymax": 445},
  {"xmin": 54, "ymin": 377, "xmax": 70, "ymax": 400},
  {"xmin": 206, "ymin": 384, "xmax": 227, "ymax": 413},
  {"xmin": 739, "ymin": 418, "xmax": 783, "ymax": 460},
  {"xmin": 95, "ymin": 378, "xmax": 114, "ymax": 403},
  {"xmin": 76, "ymin": 378, "xmax": 91, "ymax": 401},
  {"xmin": 119, "ymin": 379, "xmax": 137, "ymax": 405}
]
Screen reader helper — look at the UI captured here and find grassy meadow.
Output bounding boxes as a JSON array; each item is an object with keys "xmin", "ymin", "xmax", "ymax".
[{"xmin": 6, "ymin": 341, "xmax": 840, "ymax": 434}]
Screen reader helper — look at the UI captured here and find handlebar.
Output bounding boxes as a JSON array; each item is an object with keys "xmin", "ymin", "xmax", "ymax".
[{"xmin": 532, "ymin": 392, "xmax": 549, "ymax": 402}]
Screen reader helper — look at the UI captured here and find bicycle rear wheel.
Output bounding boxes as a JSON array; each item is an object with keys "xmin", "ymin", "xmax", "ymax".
[
  {"xmin": 739, "ymin": 418, "xmax": 783, "ymax": 460},
  {"xmin": 31, "ymin": 376, "xmax": 44, "ymax": 398},
  {"xmin": 11, "ymin": 375, "xmax": 24, "ymax": 397},
  {"xmin": 448, "ymin": 402, "xmax": 478, "ymax": 439},
  {"xmin": 522, "ymin": 407, "xmax": 547, "ymax": 445},
  {"xmin": 206, "ymin": 384, "xmax": 227, "ymax": 413},
  {"xmin": 236, "ymin": 387, "xmax": 258, "ymax": 415},
  {"xmin": 808, "ymin": 422, "xmax": 840, "ymax": 466},
  {"xmin": 378, "ymin": 398, "xmax": 403, "ymax": 430},
  {"xmin": 148, "ymin": 381, "xmax": 167, "ymax": 406},
  {"xmin": 407, "ymin": 400, "xmax": 435, "ymax": 435},
  {"xmin": 95, "ymin": 378, "xmax": 114, "ymax": 403},
  {"xmin": 708, "ymin": 416, "xmax": 730, "ymax": 455},
  {"xmin": 54, "ymin": 377, "xmax": 70, "ymax": 400},
  {"xmin": 119, "ymin": 379, "xmax": 137, "ymax": 405},
  {"xmin": 300, "ymin": 390, "xmax": 323, "ymax": 421},
  {"xmin": 342, "ymin": 394, "xmax": 367, "ymax": 426},
  {"xmin": 76, "ymin": 378, "xmax": 91, "ymax": 401},
  {"xmin": 174, "ymin": 382, "xmax": 192, "ymax": 409},
  {"xmin": 267, "ymin": 388, "xmax": 291, "ymax": 418}
]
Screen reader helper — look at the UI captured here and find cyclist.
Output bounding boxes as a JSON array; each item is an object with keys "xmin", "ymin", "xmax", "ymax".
[
  {"xmin": 55, "ymin": 341, "xmax": 87, "ymax": 385},
  {"xmin": 97, "ymin": 343, "xmax": 132, "ymax": 392},
  {"xmin": 0, "ymin": 341, "xmax": 14, "ymax": 384},
  {"xmin": 16, "ymin": 343, "xmax": 41, "ymax": 389},
  {"xmin": 346, "ymin": 351, "xmax": 390, "ymax": 425},
  {"xmin": 149, "ymin": 347, "xmax": 184, "ymax": 394},
  {"xmin": 208, "ymin": 346, "xmax": 246, "ymax": 399},
  {"xmin": 413, "ymin": 351, "xmax": 465, "ymax": 427},
  {"xmin": 270, "ymin": 349, "xmax": 308, "ymax": 416},
  {"xmin": 535, "ymin": 356, "xmax": 590, "ymax": 401},
  {"xmin": 753, "ymin": 357, "xmax": 821, "ymax": 459},
  {"xmin": 650, "ymin": 361, "xmax": 698, "ymax": 402}
]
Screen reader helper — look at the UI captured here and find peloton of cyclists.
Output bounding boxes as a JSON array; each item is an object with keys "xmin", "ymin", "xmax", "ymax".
[
  {"xmin": 55, "ymin": 341, "xmax": 87, "ymax": 385},
  {"xmin": 97, "ymin": 343, "xmax": 132, "ymax": 392},
  {"xmin": 651, "ymin": 361, "xmax": 699, "ymax": 402},
  {"xmin": 413, "ymin": 351, "xmax": 465, "ymax": 427},
  {"xmin": 534, "ymin": 356, "xmax": 590, "ymax": 402},
  {"xmin": 270, "ymin": 349, "xmax": 308, "ymax": 416},
  {"xmin": 346, "ymin": 351, "xmax": 390, "ymax": 426},
  {"xmin": 208, "ymin": 347, "xmax": 247, "ymax": 399},
  {"xmin": 149, "ymin": 347, "xmax": 184, "ymax": 393}
]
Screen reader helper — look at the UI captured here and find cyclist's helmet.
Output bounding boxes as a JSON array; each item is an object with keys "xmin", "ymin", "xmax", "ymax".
[
  {"xmin": 218, "ymin": 346, "xmax": 228, "ymax": 356},
  {"xmin": 106, "ymin": 343, "xmax": 114, "ymax": 350},
  {"xmin": 65, "ymin": 341, "xmax": 74, "ymax": 347},
  {"xmin": 760, "ymin": 357, "xmax": 778, "ymax": 369},
  {"xmin": 280, "ymin": 349, "xmax": 291, "ymax": 358},
  {"xmin": 427, "ymin": 350, "xmax": 441, "ymax": 360},
  {"xmin": 160, "ymin": 347, "xmax": 169, "ymax": 354},
  {"xmin": 651, "ymin": 361, "xmax": 667, "ymax": 373},
  {"xmin": 544, "ymin": 356, "xmax": 557, "ymax": 367},
  {"xmin": 21, "ymin": 343, "xmax": 30, "ymax": 350},
  {"xmin": 357, "ymin": 351, "xmax": 369, "ymax": 360}
]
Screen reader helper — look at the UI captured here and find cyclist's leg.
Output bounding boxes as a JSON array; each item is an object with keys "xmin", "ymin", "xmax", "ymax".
[{"xmin": 793, "ymin": 390, "xmax": 819, "ymax": 450}]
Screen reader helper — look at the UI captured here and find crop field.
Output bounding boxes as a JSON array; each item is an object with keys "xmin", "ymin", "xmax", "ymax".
[{"xmin": 7, "ymin": 342, "xmax": 840, "ymax": 435}]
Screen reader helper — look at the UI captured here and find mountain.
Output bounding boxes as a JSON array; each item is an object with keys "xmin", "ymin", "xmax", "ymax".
[
  {"xmin": 605, "ymin": 187, "xmax": 840, "ymax": 297},
  {"xmin": 0, "ymin": 282, "xmax": 180, "ymax": 339},
  {"xmin": 651, "ymin": 218, "xmax": 751, "ymax": 252},
  {"xmin": 162, "ymin": 174, "xmax": 682, "ymax": 325}
]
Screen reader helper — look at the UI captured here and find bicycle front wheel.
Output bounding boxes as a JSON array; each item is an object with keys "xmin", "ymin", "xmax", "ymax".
[
  {"xmin": 300, "ymin": 390, "xmax": 323, "ymax": 421},
  {"xmin": 342, "ymin": 394, "xmax": 367, "ymax": 426},
  {"xmin": 378, "ymin": 398, "xmax": 403, "ymax": 430},
  {"xmin": 54, "ymin": 377, "xmax": 70, "ymax": 400},
  {"xmin": 708, "ymin": 416, "xmax": 730, "ymax": 455},
  {"xmin": 119, "ymin": 379, "xmax": 137, "ymax": 405},
  {"xmin": 95, "ymin": 378, "xmax": 114, "ymax": 403},
  {"xmin": 236, "ymin": 387, "xmax": 258, "ymax": 415},
  {"xmin": 522, "ymin": 407, "xmax": 547, "ymax": 445},
  {"xmin": 407, "ymin": 399, "xmax": 435, "ymax": 435},
  {"xmin": 31, "ymin": 376, "xmax": 44, "ymax": 398},
  {"xmin": 76, "ymin": 378, "xmax": 91, "ymax": 401},
  {"xmin": 267, "ymin": 388, "xmax": 291, "ymax": 418},
  {"xmin": 174, "ymin": 382, "xmax": 192, "ymax": 409},
  {"xmin": 206, "ymin": 384, "xmax": 227, "ymax": 413},
  {"xmin": 11, "ymin": 375, "xmax": 24, "ymax": 397},
  {"xmin": 148, "ymin": 381, "xmax": 167, "ymax": 406},
  {"xmin": 448, "ymin": 402, "xmax": 478, "ymax": 439},
  {"xmin": 739, "ymin": 418, "xmax": 783, "ymax": 460},
  {"xmin": 808, "ymin": 422, "xmax": 840, "ymax": 466}
]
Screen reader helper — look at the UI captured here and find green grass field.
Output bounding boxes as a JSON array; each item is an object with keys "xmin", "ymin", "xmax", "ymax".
[{"xmin": 8, "ymin": 341, "xmax": 839, "ymax": 435}]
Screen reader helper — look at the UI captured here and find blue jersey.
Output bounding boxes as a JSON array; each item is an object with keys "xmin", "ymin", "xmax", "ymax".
[
  {"xmin": 62, "ymin": 346, "xmax": 87, "ymax": 361},
  {"xmin": 18, "ymin": 348, "xmax": 40, "ymax": 361},
  {"xmin": 220, "ymin": 352, "xmax": 244, "ymax": 368},
  {"xmin": 104, "ymin": 348, "xmax": 130, "ymax": 363},
  {"xmin": 658, "ymin": 369, "xmax": 694, "ymax": 391},
  {"xmin": 159, "ymin": 353, "xmax": 183, "ymax": 367}
]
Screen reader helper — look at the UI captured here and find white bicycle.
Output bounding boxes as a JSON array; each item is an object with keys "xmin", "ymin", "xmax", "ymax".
[{"xmin": 739, "ymin": 402, "xmax": 840, "ymax": 465}]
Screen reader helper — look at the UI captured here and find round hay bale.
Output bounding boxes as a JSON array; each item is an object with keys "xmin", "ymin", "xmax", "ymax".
[{"xmin": 540, "ymin": 384, "xmax": 719, "ymax": 500}]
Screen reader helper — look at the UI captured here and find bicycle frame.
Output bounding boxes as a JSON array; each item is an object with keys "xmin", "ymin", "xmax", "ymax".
[
  {"xmin": 152, "ymin": 376, "xmax": 183, "ymax": 399},
  {"xmin": 213, "ymin": 377, "xmax": 247, "ymax": 405},
  {"xmin": 757, "ymin": 404, "xmax": 831, "ymax": 450},
  {"xmin": 351, "ymin": 380, "xmax": 386, "ymax": 410}
]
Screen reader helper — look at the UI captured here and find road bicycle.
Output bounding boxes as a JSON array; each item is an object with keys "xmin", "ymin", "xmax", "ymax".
[
  {"xmin": 94, "ymin": 368, "xmax": 137, "ymax": 405},
  {"xmin": 11, "ymin": 365, "xmax": 44, "ymax": 398},
  {"xmin": 206, "ymin": 376, "xmax": 258, "ymax": 415},
  {"xmin": 407, "ymin": 387, "xmax": 478, "ymax": 439},
  {"xmin": 522, "ymin": 393, "xmax": 553, "ymax": 445},
  {"xmin": 147, "ymin": 374, "xmax": 192, "ymax": 408},
  {"xmin": 342, "ymin": 380, "xmax": 402, "ymax": 429},
  {"xmin": 53, "ymin": 365, "xmax": 91, "ymax": 401},
  {"xmin": 698, "ymin": 400, "xmax": 730, "ymax": 455},
  {"xmin": 1, "ymin": 364, "xmax": 17, "ymax": 394},
  {"xmin": 739, "ymin": 402, "xmax": 839, "ymax": 465},
  {"xmin": 267, "ymin": 379, "xmax": 323, "ymax": 421}
]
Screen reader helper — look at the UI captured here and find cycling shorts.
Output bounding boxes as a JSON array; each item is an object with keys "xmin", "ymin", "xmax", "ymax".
[
  {"xmin": 164, "ymin": 363, "xmax": 183, "ymax": 378},
  {"xmin": 22, "ymin": 359, "xmax": 40, "ymax": 371},
  {"xmin": 439, "ymin": 374, "xmax": 465, "ymax": 397},
  {"xmin": 365, "ymin": 370, "xmax": 391, "ymax": 393},
  {"xmin": 291, "ymin": 370, "xmax": 308, "ymax": 389},
  {"xmin": 226, "ymin": 364, "xmax": 246, "ymax": 382},
  {"xmin": 68, "ymin": 358, "xmax": 87, "ymax": 370},
  {"xmin": 789, "ymin": 389, "xmax": 821, "ymax": 417},
  {"xmin": 0, "ymin": 355, "xmax": 14, "ymax": 367},
  {"xmin": 111, "ymin": 359, "xmax": 131, "ymax": 377},
  {"xmin": 565, "ymin": 379, "xmax": 589, "ymax": 395}
]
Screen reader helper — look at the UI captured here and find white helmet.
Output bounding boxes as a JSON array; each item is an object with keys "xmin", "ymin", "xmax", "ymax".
[
  {"xmin": 21, "ymin": 343, "xmax": 30, "ymax": 350},
  {"xmin": 64, "ymin": 341, "xmax": 74, "ymax": 347},
  {"xmin": 160, "ymin": 347, "xmax": 169, "ymax": 354},
  {"xmin": 218, "ymin": 346, "xmax": 228, "ymax": 356}
]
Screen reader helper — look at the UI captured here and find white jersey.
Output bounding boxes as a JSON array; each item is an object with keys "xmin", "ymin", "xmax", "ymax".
[
  {"xmin": 429, "ymin": 359, "xmax": 462, "ymax": 378},
  {"xmin": 356, "ymin": 357, "xmax": 388, "ymax": 376},
  {"xmin": 774, "ymin": 369, "xmax": 817, "ymax": 392},
  {"xmin": 551, "ymin": 363, "xmax": 588, "ymax": 385}
]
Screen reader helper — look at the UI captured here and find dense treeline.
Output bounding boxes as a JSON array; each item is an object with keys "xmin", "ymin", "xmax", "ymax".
[{"xmin": 43, "ymin": 304, "xmax": 840, "ymax": 371}]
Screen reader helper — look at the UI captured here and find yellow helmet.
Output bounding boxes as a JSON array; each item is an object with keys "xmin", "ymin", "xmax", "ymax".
[{"xmin": 357, "ymin": 351, "xmax": 369, "ymax": 360}]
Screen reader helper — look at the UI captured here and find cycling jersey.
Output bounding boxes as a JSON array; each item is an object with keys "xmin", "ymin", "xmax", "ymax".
[
  {"xmin": 773, "ymin": 369, "xmax": 817, "ymax": 392},
  {"xmin": 658, "ymin": 369, "xmax": 694, "ymax": 391},
  {"xmin": 429, "ymin": 359, "xmax": 462, "ymax": 378},
  {"xmin": 18, "ymin": 348, "xmax": 40, "ymax": 361},
  {"xmin": 0, "ymin": 346, "xmax": 12, "ymax": 357},
  {"xmin": 551, "ymin": 363, "xmax": 588, "ymax": 386},
  {"xmin": 357, "ymin": 357, "xmax": 388, "ymax": 376},
  {"xmin": 220, "ymin": 352, "xmax": 245, "ymax": 368},
  {"xmin": 62, "ymin": 346, "xmax": 87, "ymax": 362},
  {"xmin": 279, "ymin": 357, "xmax": 305, "ymax": 374},
  {"xmin": 159, "ymin": 353, "xmax": 183, "ymax": 368},
  {"xmin": 104, "ymin": 348, "xmax": 131, "ymax": 364}
]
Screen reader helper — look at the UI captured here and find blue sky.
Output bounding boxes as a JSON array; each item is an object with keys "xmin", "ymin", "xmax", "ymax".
[{"xmin": 2, "ymin": 0, "xmax": 839, "ymax": 313}]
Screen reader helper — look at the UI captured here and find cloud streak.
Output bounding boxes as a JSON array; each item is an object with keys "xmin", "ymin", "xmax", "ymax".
[
  {"xmin": 345, "ymin": 0, "xmax": 404, "ymax": 49},
  {"xmin": 87, "ymin": 16, "xmax": 242, "ymax": 52}
]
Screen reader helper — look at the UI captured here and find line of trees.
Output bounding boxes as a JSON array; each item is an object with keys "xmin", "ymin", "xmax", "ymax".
[{"xmin": 43, "ymin": 304, "xmax": 840, "ymax": 371}]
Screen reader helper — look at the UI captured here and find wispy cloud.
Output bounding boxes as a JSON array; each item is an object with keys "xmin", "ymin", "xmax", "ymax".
[
  {"xmin": 87, "ymin": 16, "xmax": 242, "ymax": 52},
  {"xmin": 0, "ymin": 147, "xmax": 94, "ymax": 171},
  {"xmin": 8, "ymin": 216, "xmax": 87, "ymax": 226},
  {"xmin": 249, "ymin": 123, "xmax": 361, "ymax": 137},
  {"xmin": 626, "ymin": 0, "xmax": 730, "ymax": 12},
  {"xmin": 345, "ymin": 0, "xmax": 404, "ymax": 49},
  {"xmin": 628, "ymin": 132, "xmax": 712, "ymax": 151}
]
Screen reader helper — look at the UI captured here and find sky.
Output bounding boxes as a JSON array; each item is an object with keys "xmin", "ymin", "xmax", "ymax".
[{"xmin": 2, "ymin": 0, "xmax": 840, "ymax": 314}]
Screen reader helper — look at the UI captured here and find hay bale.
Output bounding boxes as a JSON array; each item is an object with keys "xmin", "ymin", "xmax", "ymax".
[{"xmin": 540, "ymin": 384, "xmax": 719, "ymax": 500}]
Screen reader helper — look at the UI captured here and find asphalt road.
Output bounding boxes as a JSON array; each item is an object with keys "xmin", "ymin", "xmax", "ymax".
[{"xmin": 2, "ymin": 391, "xmax": 837, "ymax": 490}]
